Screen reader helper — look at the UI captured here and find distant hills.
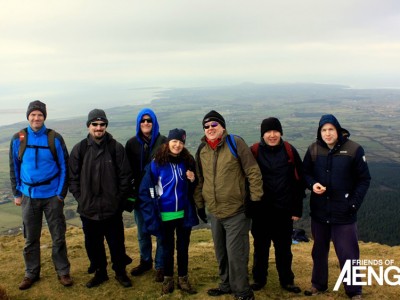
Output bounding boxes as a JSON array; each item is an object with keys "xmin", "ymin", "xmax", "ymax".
[{"xmin": 0, "ymin": 83, "xmax": 399, "ymax": 245}]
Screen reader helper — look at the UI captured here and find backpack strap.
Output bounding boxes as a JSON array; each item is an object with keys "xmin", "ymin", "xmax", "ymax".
[
  {"xmin": 17, "ymin": 128, "xmax": 28, "ymax": 161},
  {"xmin": 226, "ymin": 134, "xmax": 238, "ymax": 159},
  {"xmin": 250, "ymin": 142, "xmax": 259, "ymax": 159},
  {"xmin": 283, "ymin": 141, "xmax": 300, "ymax": 180}
]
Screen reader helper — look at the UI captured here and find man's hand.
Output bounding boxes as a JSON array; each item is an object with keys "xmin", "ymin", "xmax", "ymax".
[
  {"xmin": 14, "ymin": 197, "xmax": 22, "ymax": 206},
  {"xmin": 197, "ymin": 207, "xmax": 208, "ymax": 223},
  {"xmin": 313, "ymin": 183, "xmax": 326, "ymax": 194}
]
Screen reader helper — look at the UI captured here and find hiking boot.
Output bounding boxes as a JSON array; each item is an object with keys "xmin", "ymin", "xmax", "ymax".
[
  {"xmin": 162, "ymin": 276, "xmax": 174, "ymax": 294},
  {"xmin": 234, "ymin": 291, "xmax": 255, "ymax": 300},
  {"xmin": 250, "ymin": 282, "xmax": 265, "ymax": 291},
  {"xmin": 19, "ymin": 276, "xmax": 39, "ymax": 290},
  {"xmin": 58, "ymin": 274, "xmax": 73, "ymax": 287},
  {"xmin": 86, "ymin": 271, "xmax": 109, "ymax": 288},
  {"xmin": 282, "ymin": 283, "xmax": 301, "ymax": 293},
  {"xmin": 155, "ymin": 268, "xmax": 164, "ymax": 282},
  {"xmin": 115, "ymin": 272, "xmax": 132, "ymax": 288},
  {"xmin": 178, "ymin": 275, "xmax": 197, "ymax": 294},
  {"xmin": 304, "ymin": 286, "xmax": 327, "ymax": 296},
  {"xmin": 351, "ymin": 295, "xmax": 362, "ymax": 300},
  {"xmin": 207, "ymin": 287, "xmax": 232, "ymax": 296},
  {"xmin": 130, "ymin": 260, "xmax": 152, "ymax": 276}
]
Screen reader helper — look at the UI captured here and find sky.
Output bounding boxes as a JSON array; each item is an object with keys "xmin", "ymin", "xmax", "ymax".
[{"xmin": 1, "ymin": 0, "xmax": 400, "ymax": 126}]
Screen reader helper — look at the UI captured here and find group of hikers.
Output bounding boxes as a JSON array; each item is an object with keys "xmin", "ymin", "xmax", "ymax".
[{"xmin": 9, "ymin": 100, "xmax": 371, "ymax": 300}]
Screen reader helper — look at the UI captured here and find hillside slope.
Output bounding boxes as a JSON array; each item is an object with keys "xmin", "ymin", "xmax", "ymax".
[{"xmin": 0, "ymin": 227, "xmax": 399, "ymax": 299}]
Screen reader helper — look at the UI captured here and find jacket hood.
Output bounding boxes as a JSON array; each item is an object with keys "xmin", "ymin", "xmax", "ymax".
[
  {"xmin": 135, "ymin": 108, "xmax": 160, "ymax": 147},
  {"xmin": 317, "ymin": 114, "xmax": 350, "ymax": 144}
]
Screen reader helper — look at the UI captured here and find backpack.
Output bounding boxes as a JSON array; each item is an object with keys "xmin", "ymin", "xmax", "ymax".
[
  {"xmin": 18, "ymin": 128, "xmax": 58, "ymax": 163},
  {"xmin": 250, "ymin": 141, "xmax": 300, "ymax": 181}
]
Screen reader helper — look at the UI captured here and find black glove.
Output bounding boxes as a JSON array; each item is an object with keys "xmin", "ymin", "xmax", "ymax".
[
  {"xmin": 245, "ymin": 200, "xmax": 261, "ymax": 219},
  {"xmin": 197, "ymin": 207, "xmax": 208, "ymax": 223},
  {"xmin": 123, "ymin": 197, "xmax": 136, "ymax": 213}
]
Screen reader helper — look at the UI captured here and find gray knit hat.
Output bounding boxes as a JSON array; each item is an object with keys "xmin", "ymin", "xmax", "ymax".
[
  {"xmin": 26, "ymin": 100, "xmax": 47, "ymax": 120},
  {"xmin": 87, "ymin": 109, "xmax": 108, "ymax": 127}
]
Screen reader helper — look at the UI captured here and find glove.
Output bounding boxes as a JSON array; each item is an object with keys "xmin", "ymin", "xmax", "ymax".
[
  {"xmin": 245, "ymin": 200, "xmax": 261, "ymax": 219},
  {"xmin": 197, "ymin": 207, "xmax": 208, "ymax": 223},
  {"xmin": 123, "ymin": 197, "xmax": 136, "ymax": 213}
]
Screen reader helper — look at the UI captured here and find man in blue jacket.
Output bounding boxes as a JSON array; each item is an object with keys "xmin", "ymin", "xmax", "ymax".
[
  {"xmin": 303, "ymin": 114, "xmax": 371, "ymax": 299},
  {"xmin": 9, "ymin": 100, "xmax": 72, "ymax": 290}
]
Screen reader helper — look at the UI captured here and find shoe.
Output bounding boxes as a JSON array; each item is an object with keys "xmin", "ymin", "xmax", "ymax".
[
  {"xmin": 178, "ymin": 275, "xmax": 197, "ymax": 294},
  {"xmin": 19, "ymin": 276, "xmax": 39, "ymax": 290},
  {"xmin": 304, "ymin": 286, "xmax": 327, "ymax": 296},
  {"xmin": 130, "ymin": 260, "xmax": 152, "ymax": 276},
  {"xmin": 58, "ymin": 274, "xmax": 73, "ymax": 287},
  {"xmin": 250, "ymin": 282, "xmax": 265, "ymax": 291},
  {"xmin": 115, "ymin": 273, "xmax": 132, "ymax": 288},
  {"xmin": 234, "ymin": 292, "xmax": 255, "ymax": 300},
  {"xmin": 88, "ymin": 264, "xmax": 96, "ymax": 274},
  {"xmin": 162, "ymin": 276, "xmax": 174, "ymax": 294},
  {"xmin": 207, "ymin": 287, "xmax": 232, "ymax": 296},
  {"xmin": 282, "ymin": 283, "xmax": 301, "ymax": 293},
  {"xmin": 351, "ymin": 295, "xmax": 362, "ymax": 300},
  {"xmin": 86, "ymin": 272, "xmax": 109, "ymax": 288},
  {"xmin": 155, "ymin": 268, "xmax": 164, "ymax": 282}
]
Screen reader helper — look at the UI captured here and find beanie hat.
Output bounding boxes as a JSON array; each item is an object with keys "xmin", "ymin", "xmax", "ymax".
[
  {"xmin": 26, "ymin": 100, "xmax": 47, "ymax": 120},
  {"xmin": 87, "ymin": 109, "xmax": 108, "ymax": 127},
  {"xmin": 261, "ymin": 117, "xmax": 283, "ymax": 136},
  {"xmin": 202, "ymin": 110, "xmax": 226, "ymax": 129},
  {"xmin": 168, "ymin": 128, "xmax": 186, "ymax": 144}
]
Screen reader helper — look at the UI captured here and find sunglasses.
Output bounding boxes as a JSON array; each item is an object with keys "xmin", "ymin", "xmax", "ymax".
[
  {"xmin": 91, "ymin": 122, "xmax": 107, "ymax": 127},
  {"xmin": 203, "ymin": 121, "xmax": 219, "ymax": 129},
  {"xmin": 140, "ymin": 118, "xmax": 153, "ymax": 124}
]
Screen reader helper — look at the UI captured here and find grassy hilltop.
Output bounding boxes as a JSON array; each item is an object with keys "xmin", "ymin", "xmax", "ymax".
[{"xmin": 0, "ymin": 226, "xmax": 399, "ymax": 300}]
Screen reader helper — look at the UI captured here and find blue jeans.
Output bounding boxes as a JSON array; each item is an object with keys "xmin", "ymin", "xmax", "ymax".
[
  {"xmin": 21, "ymin": 195, "xmax": 70, "ymax": 279},
  {"xmin": 134, "ymin": 208, "xmax": 164, "ymax": 269}
]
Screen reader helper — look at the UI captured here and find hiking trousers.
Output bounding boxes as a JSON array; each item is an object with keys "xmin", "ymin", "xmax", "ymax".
[
  {"xmin": 311, "ymin": 219, "xmax": 361, "ymax": 297},
  {"xmin": 210, "ymin": 212, "xmax": 253, "ymax": 299},
  {"xmin": 21, "ymin": 195, "xmax": 70, "ymax": 279}
]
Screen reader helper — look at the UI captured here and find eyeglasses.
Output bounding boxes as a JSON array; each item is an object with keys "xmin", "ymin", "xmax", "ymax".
[
  {"xmin": 203, "ymin": 121, "xmax": 219, "ymax": 129},
  {"xmin": 91, "ymin": 122, "xmax": 107, "ymax": 127},
  {"xmin": 140, "ymin": 118, "xmax": 152, "ymax": 124}
]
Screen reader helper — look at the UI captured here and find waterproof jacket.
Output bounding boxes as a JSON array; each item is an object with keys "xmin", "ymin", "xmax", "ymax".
[
  {"xmin": 139, "ymin": 156, "xmax": 199, "ymax": 237},
  {"xmin": 9, "ymin": 125, "xmax": 69, "ymax": 199},
  {"xmin": 303, "ymin": 114, "xmax": 371, "ymax": 224},
  {"xmin": 69, "ymin": 132, "xmax": 131, "ymax": 220},
  {"xmin": 125, "ymin": 108, "xmax": 167, "ymax": 192},
  {"xmin": 255, "ymin": 139, "xmax": 305, "ymax": 217},
  {"xmin": 194, "ymin": 131, "xmax": 263, "ymax": 219}
]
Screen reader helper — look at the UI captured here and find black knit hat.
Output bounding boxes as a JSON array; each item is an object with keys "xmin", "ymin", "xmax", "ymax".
[
  {"xmin": 261, "ymin": 117, "xmax": 283, "ymax": 136},
  {"xmin": 87, "ymin": 109, "xmax": 108, "ymax": 127},
  {"xmin": 168, "ymin": 128, "xmax": 186, "ymax": 144},
  {"xmin": 202, "ymin": 110, "xmax": 226, "ymax": 129},
  {"xmin": 27, "ymin": 100, "xmax": 47, "ymax": 120}
]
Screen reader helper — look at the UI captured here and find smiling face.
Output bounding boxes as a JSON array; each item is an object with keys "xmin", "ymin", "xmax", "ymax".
[
  {"xmin": 140, "ymin": 114, "xmax": 153, "ymax": 137},
  {"xmin": 321, "ymin": 123, "xmax": 338, "ymax": 148},
  {"xmin": 204, "ymin": 121, "xmax": 224, "ymax": 142},
  {"xmin": 28, "ymin": 110, "xmax": 45, "ymax": 131},
  {"xmin": 88, "ymin": 121, "xmax": 107, "ymax": 140},
  {"xmin": 262, "ymin": 130, "xmax": 281, "ymax": 146},
  {"xmin": 168, "ymin": 139, "xmax": 184, "ymax": 155}
]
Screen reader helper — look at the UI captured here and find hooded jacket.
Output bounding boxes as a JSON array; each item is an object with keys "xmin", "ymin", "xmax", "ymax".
[
  {"xmin": 125, "ymin": 108, "xmax": 167, "ymax": 192},
  {"xmin": 194, "ymin": 131, "xmax": 263, "ymax": 219},
  {"xmin": 9, "ymin": 125, "xmax": 69, "ymax": 199},
  {"xmin": 69, "ymin": 132, "xmax": 131, "ymax": 220},
  {"xmin": 303, "ymin": 114, "xmax": 371, "ymax": 224}
]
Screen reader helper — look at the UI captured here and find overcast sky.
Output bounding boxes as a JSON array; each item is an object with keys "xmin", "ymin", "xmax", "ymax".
[{"xmin": 1, "ymin": 0, "xmax": 400, "ymax": 125}]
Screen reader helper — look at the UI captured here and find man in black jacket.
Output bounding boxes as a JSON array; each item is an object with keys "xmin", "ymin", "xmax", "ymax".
[
  {"xmin": 249, "ymin": 117, "xmax": 305, "ymax": 294},
  {"xmin": 69, "ymin": 109, "xmax": 132, "ymax": 288}
]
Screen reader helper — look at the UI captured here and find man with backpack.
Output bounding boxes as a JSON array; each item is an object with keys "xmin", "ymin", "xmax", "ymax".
[
  {"xmin": 248, "ymin": 117, "xmax": 305, "ymax": 294},
  {"xmin": 194, "ymin": 110, "xmax": 263, "ymax": 300},
  {"xmin": 9, "ymin": 100, "xmax": 72, "ymax": 290},
  {"xmin": 69, "ymin": 109, "xmax": 132, "ymax": 288}
]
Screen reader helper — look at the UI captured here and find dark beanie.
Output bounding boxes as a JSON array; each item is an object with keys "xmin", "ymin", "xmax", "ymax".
[
  {"xmin": 27, "ymin": 100, "xmax": 47, "ymax": 120},
  {"xmin": 261, "ymin": 117, "xmax": 283, "ymax": 136},
  {"xmin": 87, "ymin": 109, "xmax": 108, "ymax": 127},
  {"xmin": 202, "ymin": 110, "xmax": 226, "ymax": 128},
  {"xmin": 168, "ymin": 128, "xmax": 186, "ymax": 144}
]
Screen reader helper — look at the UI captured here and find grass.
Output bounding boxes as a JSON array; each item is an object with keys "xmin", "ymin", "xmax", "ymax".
[{"xmin": 1, "ymin": 226, "xmax": 399, "ymax": 299}]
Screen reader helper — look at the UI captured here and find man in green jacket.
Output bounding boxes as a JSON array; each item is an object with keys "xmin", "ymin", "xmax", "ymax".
[{"xmin": 194, "ymin": 110, "xmax": 263, "ymax": 300}]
